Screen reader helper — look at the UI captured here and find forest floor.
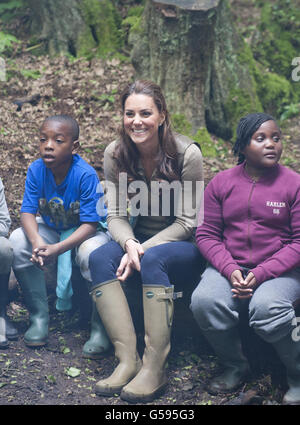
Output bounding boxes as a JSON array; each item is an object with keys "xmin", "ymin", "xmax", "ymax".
[{"xmin": 1, "ymin": 1, "xmax": 300, "ymax": 408}]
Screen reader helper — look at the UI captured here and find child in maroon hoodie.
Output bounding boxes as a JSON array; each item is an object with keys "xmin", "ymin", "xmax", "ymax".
[{"xmin": 190, "ymin": 112, "xmax": 300, "ymax": 404}]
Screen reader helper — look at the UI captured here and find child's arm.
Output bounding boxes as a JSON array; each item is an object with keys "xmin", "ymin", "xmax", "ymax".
[{"xmin": 36, "ymin": 222, "xmax": 97, "ymax": 266}]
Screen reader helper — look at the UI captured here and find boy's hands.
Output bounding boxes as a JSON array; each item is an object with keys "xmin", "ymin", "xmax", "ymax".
[
  {"xmin": 230, "ymin": 270, "xmax": 257, "ymax": 299},
  {"xmin": 30, "ymin": 235, "xmax": 48, "ymax": 269},
  {"xmin": 32, "ymin": 243, "xmax": 61, "ymax": 268}
]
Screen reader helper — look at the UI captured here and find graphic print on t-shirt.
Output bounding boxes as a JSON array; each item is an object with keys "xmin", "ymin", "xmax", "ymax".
[{"xmin": 39, "ymin": 197, "xmax": 80, "ymax": 228}]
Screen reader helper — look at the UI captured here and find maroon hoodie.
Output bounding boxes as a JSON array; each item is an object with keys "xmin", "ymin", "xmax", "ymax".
[{"xmin": 196, "ymin": 163, "xmax": 300, "ymax": 285}]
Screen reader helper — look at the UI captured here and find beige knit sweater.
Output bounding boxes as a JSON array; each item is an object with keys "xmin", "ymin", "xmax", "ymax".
[{"xmin": 103, "ymin": 134, "xmax": 203, "ymax": 252}]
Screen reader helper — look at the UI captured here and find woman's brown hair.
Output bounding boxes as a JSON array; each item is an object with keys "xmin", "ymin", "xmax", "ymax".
[{"xmin": 113, "ymin": 80, "xmax": 180, "ymax": 182}]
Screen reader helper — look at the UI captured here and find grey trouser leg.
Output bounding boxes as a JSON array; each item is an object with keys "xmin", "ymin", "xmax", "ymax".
[
  {"xmin": 9, "ymin": 218, "xmax": 60, "ymax": 270},
  {"xmin": 0, "ymin": 237, "xmax": 13, "ymax": 274},
  {"xmin": 9, "ymin": 217, "xmax": 111, "ymax": 280},
  {"xmin": 249, "ymin": 269, "xmax": 300, "ymax": 344},
  {"xmin": 190, "ymin": 265, "xmax": 300, "ymax": 345},
  {"xmin": 190, "ymin": 266, "xmax": 246, "ymax": 332},
  {"xmin": 75, "ymin": 231, "xmax": 111, "ymax": 281}
]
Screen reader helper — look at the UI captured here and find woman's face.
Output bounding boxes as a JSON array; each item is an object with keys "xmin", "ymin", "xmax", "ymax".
[
  {"xmin": 243, "ymin": 120, "xmax": 282, "ymax": 173},
  {"xmin": 123, "ymin": 93, "xmax": 165, "ymax": 150}
]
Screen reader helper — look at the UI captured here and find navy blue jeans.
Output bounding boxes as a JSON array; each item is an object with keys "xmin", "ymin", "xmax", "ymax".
[{"xmin": 89, "ymin": 239, "xmax": 203, "ymax": 289}]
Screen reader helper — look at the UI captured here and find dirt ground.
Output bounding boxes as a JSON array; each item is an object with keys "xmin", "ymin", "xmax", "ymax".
[{"xmin": 1, "ymin": 29, "xmax": 300, "ymax": 406}]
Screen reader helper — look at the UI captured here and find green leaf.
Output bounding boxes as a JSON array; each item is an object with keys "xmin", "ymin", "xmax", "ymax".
[
  {"xmin": 0, "ymin": 31, "xmax": 20, "ymax": 54},
  {"xmin": 65, "ymin": 367, "xmax": 81, "ymax": 378}
]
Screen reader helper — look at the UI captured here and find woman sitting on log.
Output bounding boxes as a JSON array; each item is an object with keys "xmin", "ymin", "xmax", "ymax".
[
  {"xmin": 191, "ymin": 112, "xmax": 300, "ymax": 405},
  {"xmin": 88, "ymin": 80, "xmax": 204, "ymax": 403}
]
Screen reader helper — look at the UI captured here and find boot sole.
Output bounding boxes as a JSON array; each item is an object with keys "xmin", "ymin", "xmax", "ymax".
[
  {"xmin": 120, "ymin": 383, "xmax": 167, "ymax": 404},
  {"xmin": 82, "ymin": 351, "xmax": 109, "ymax": 360},
  {"xmin": 95, "ymin": 386, "xmax": 123, "ymax": 397},
  {"xmin": 82, "ymin": 347, "xmax": 112, "ymax": 360},
  {"xmin": 206, "ymin": 370, "xmax": 249, "ymax": 395},
  {"xmin": 24, "ymin": 339, "xmax": 47, "ymax": 347}
]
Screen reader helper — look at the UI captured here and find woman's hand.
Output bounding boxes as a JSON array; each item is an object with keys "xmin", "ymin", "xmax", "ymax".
[
  {"xmin": 230, "ymin": 269, "xmax": 253, "ymax": 299},
  {"xmin": 124, "ymin": 239, "xmax": 144, "ymax": 272},
  {"xmin": 116, "ymin": 253, "xmax": 134, "ymax": 282},
  {"xmin": 116, "ymin": 239, "xmax": 144, "ymax": 282}
]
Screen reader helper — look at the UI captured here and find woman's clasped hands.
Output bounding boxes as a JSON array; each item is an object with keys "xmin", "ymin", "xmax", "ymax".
[
  {"xmin": 116, "ymin": 239, "xmax": 144, "ymax": 282},
  {"xmin": 230, "ymin": 269, "xmax": 257, "ymax": 299}
]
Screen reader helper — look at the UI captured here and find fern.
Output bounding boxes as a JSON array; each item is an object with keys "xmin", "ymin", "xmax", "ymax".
[{"xmin": 0, "ymin": 31, "xmax": 20, "ymax": 54}]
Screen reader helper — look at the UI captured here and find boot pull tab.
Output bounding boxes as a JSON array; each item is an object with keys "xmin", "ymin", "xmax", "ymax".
[{"xmin": 146, "ymin": 289, "xmax": 183, "ymax": 328}]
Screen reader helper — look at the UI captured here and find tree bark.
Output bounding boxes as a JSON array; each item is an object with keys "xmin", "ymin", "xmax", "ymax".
[
  {"xmin": 26, "ymin": 0, "xmax": 84, "ymax": 56},
  {"xmin": 26, "ymin": 0, "xmax": 122, "ymax": 57},
  {"xmin": 130, "ymin": 0, "xmax": 261, "ymax": 139}
]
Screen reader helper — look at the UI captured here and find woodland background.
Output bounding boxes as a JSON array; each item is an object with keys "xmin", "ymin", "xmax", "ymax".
[{"xmin": 0, "ymin": 0, "xmax": 300, "ymax": 406}]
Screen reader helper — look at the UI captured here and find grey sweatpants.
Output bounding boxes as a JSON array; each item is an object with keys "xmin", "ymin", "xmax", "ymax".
[
  {"xmin": 190, "ymin": 265, "xmax": 300, "ymax": 344},
  {"xmin": 9, "ymin": 218, "xmax": 111, "ymax": 281},
  {"xmin": 0, "ymin": 236, "xmax": 13, "ymax": 275}
]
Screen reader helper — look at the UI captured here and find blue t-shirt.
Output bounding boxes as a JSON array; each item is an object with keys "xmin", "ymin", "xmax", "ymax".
[{"xmin": 21, "ymin": 154, "xmax": 107, "ymax": 231}]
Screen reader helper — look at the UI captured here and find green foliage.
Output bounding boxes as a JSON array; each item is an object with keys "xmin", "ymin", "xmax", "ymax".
[
  {"xmin": 0, "ymin": 31, "xmax": 20, "ymax": 54},
  {"xmin": 253, "ymin": 0, "xmax": 300, "ymax": 99},
  {"xmin": 193, "ymin": 128, "xmax": 217, "ymax": 157},
  {"xmin": 122, "ymin": 5, "xmax": 144, "ymax": 34},
  {"xmin": 254, "ymin": 69, "xmax": 295, "ymax": 116},
  {"xmin": 19, "ymin": 68, "xmax": 41, "ymax": 79},
  {"xmin": 225, "ymin": 87, "xmax": 262, "ymax": 138},
  {"xmin": 236, "ymin": 39, "xmax": 294, "ymax": 119},
  {"xmin": 78, "ymin": 0, "xmax": 123, "ymax": 58},
  {"xmin": 0, "ymin": 0, "xmax": 23, "ymax": 23},
  {"xmin": 0, "ymin": 1, "xmax": 23, "ymax": 14},
  {"xmin": 171, "ymin": 114, "xmax": 217, "ymax": 157},
  {"xmin": 280, "ymin": 104, "xmax": 300, "ymax": 122},
  {"xmin": 171, "ymin": 114, "xmax": 192, "ymax": 136}
]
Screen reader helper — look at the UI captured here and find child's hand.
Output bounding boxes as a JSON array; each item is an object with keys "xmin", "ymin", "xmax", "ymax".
[
  {"xmin": 243, "ymin": 272, "xmax": 257, "ymax": 289},
  {"xmin": 231, "ymin": 269, "xmax": 253, "ymax": 299},
  {"xmin": 33, "ymin": 243, "xmax": 61, "ymax": 267},
  {"xmin": 31, "ymin": 236, "xmax": 48, "ymax": 269}
]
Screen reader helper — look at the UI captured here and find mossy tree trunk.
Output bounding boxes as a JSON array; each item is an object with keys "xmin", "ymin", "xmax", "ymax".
[
  {"xmin": 130, "ymin": 0, "xmax": 261, "ymax": 139},
  {"xmin": 26, "ymin": 0, "xmax": 122, "ymax": 58}
]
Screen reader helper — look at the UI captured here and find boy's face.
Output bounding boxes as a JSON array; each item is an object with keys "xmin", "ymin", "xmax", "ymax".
[{"xmin": 39, "ymin": 120, "xmax": 79, "ymax": 173}]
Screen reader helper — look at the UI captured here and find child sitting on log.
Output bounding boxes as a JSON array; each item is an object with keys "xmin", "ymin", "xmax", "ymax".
[{"xmin": 9, "ymin": 115, "xmax": 111, "ymax": 354}]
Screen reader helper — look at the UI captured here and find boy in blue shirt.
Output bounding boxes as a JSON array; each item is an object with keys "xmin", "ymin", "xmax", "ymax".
[{"xmin": 9, "ymin": 115, "xmax": 111, "ymax": 352}]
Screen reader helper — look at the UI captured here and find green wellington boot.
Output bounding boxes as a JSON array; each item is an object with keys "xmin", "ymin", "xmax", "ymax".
[
  {"xmin": 202, "ymin": 327, "xmax": 249, "ymax": 395},
  {"xmin": 14, "ymin": 266, "xmax": 49, "ymax": 347},
  {"xmin": 0, "ymin": 273, "xmax": 18, "ymax": 348},
  {"xmin": 82, "ymin": 301, "xmax": 111, "ymax": 359},
  {"xmin": 91, "ymin": 279, "xmax": 141, "ymax": 396},
  {"xmin": 121, "ymin": 285, "xmax": 178, "ymax": 403},
  {"xmin": 273, "ymin": 332, "xmax": 300, "ymax": 405}
]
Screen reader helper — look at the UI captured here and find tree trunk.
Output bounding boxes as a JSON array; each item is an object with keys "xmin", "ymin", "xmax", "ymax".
[
  {"xmin": 130, "ymin": 0, "xmax": 261, "ymax": 139},
  {"xmin": 26, "ymin": 0, "xmax": 83, "ymax": 56},
  {"xmin": 26, "ymin": 0, "xmax": 122, "ymax": 57}
]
